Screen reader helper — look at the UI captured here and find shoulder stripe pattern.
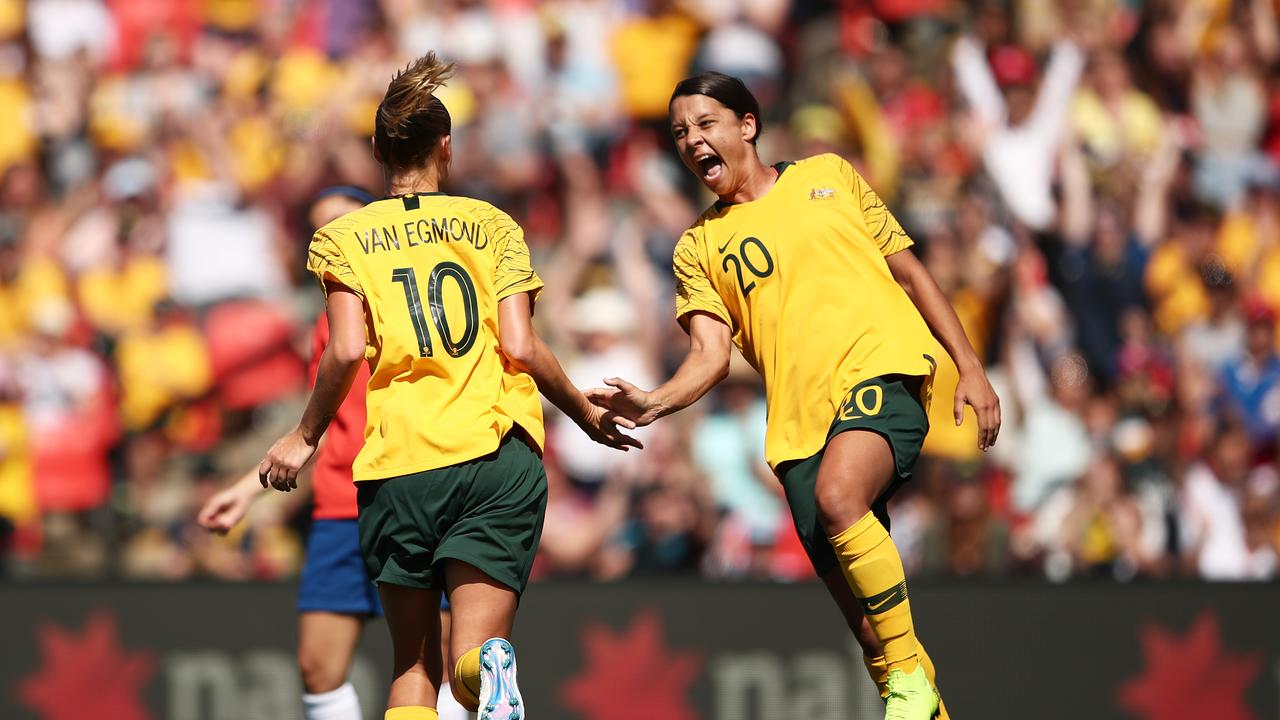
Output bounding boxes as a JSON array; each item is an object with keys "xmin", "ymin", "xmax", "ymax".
[
  {"xmin": 466, "ymin": 201, "xmax": 538, "ymax": 296},
  {"xmin": 858, "ymin": 183, "xmax": 909, "ymax": 253}
]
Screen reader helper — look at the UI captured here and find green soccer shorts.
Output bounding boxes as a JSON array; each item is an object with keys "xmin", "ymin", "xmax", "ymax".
[
  {"xmin": 356, "ymin": 431, "xmax": 548, "ymax": 596},
  {"xmin": 777, "ymin": 374, "xmax": 931, "ymax": 576}
]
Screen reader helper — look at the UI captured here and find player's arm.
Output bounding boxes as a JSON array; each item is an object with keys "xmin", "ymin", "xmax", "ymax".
[
  {"xmin": 196, "ymin": 468, "xmax": 267, "ymax": 534},
  {"xmin": 260, "ymin": 282, "xmax": 365, "ymax": 491},
  {"xmin": 587, "ymin": 311, "xmax": 732, "ymax": 427},
  {"xmin": 497, "ymin": 291, "xmax": 641, "ymax": 451},
  {"xmin": 884, "ymin": 249, "xmax": 1002, "ymax": 450}
]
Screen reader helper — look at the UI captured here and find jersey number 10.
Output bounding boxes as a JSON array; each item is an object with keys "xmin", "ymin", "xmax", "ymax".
[{"xmin": 391, "ymin": 263, "xmax": 480, "ymax": 358}]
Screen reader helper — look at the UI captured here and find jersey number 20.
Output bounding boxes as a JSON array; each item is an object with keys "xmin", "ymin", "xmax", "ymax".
[
  {"xmin": 391, "ymin": 263, "xmax": 479, "ymax": 358},
  {"xmin": 722, "ymin": 236, "xmax": 774, "ymax": 297}
]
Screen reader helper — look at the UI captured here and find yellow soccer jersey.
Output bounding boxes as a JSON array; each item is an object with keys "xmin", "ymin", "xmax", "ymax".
[
  {"xmin": 308, "ymin": 193, "xmax": 545, "ymax": 481},
  {"xmin": 674, "ymin": 153, "xmax": 937, "ymax": 469}
]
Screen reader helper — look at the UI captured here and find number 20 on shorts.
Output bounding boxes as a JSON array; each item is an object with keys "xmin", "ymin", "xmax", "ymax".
[{"xmin": 839, "ymin": 385, "xmax": 884, "ymax": 421}]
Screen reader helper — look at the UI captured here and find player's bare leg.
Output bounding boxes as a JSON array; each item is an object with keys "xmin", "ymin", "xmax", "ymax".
[
  {"xmin": 379, "ymin": 584, "xmax": 444, "ymax": 719},
  {"xmin": 814, "ymin": 430, "xmax": 938, "ymax": 719},
  {"xmin": 820, "ymin": 568, "xmax": 883, "ymax": 655},
  {"xmin": 299, "ymin": 612, "xmax": 363, "ymax": 692},
  {"xmin": 444, "ymin": 560, "xmax": 523, "ymax": 720},
  {"xmin": 299, "ymin": 611, "xmax": 366, "ymax": 719}
]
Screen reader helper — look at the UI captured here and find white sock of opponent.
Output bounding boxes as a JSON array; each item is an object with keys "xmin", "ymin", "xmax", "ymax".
[{"xmin": 302, "ymin": 682, "xmax": 362, "ymax": 720}]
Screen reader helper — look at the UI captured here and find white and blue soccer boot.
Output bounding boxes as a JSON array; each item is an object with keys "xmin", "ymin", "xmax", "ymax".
[{"xmin": 478, "ymin": 637, "xmax": 524, "ymax": 720}]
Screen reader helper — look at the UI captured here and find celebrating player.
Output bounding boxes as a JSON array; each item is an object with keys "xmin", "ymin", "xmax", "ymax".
[
  {"xmin": 258, "ymin": 53, "xmax": 639, "ymax": 720},
  {"xmin": 588, "ymin": 72, "xmax": 1001, "ymax": 720}
]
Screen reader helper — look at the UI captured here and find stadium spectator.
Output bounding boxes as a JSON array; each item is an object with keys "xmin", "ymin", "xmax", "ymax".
[
  {"xmin": 1218, "ymin": 297, "xmax": 1280, "ymax": 449},
  {"xmin": 548, "ymin": 287, "xmax": 656, "ymax": 491},
  {"xmin": 951, "ymin": 32, "xmax": 1084, "ymax": 230},
  {"xmin": 1181, "ymin": 422, "xmax": 1270, "ymax": 580}
]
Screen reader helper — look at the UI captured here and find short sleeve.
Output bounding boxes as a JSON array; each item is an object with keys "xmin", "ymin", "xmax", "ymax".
[
  {"xmin": 307, "ymin": 229, "xmax": 364, "ymax": 297},
  {"xmin": 484, "ymin": 207, "xmax": 544, "ymax": 302},
  {"xmin": 673, "ymin": 229, "xmax": 733, "ymax": 331},
  {"xmin": 831, "ymin": 154, "xmax": 914, "ymax": 257}
]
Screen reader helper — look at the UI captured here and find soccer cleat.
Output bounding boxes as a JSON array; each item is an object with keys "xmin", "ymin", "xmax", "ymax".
[
  {"xmin": 884, "ymin": 663, "xmax": 940, "ymax": 720},
  {"xmin": 478, "ymin": 637, "xmax": 524, "ymax": 720}
]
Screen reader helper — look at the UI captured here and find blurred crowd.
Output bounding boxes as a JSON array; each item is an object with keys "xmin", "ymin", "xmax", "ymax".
[{"xmin": 0, "ymin": 0, "xmax": 1277, "ymax": 584}]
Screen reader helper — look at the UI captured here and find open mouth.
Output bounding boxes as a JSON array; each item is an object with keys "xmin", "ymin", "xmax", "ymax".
[{"xmin": 695, "ymin": 154, "xmax": 724, "ymax": 183}]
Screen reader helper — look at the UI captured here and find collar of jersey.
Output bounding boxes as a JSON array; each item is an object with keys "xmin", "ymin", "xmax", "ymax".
[
  {"xmin": 713, "ymin": 161, "xmax": 793, "ymax": 213},
  {"xmin": 382, "ymin": 191, "xmax": 447, "ymax": 200}
]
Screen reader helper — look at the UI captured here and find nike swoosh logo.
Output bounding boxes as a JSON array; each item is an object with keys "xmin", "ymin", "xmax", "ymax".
[
  {"xmin": 866, "ymin": 594, "xmax": 897, "ymax": 611},
  {"xmin": 861, "ymin": 581, "xmax": 908, "ymax": 615},
  {"xmin": 716, "ymin": 234, "xmax": 737, "ymax": 254}
]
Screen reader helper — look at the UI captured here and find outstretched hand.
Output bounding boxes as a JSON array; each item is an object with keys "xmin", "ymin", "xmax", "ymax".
[
  {"xmin": 197, "ymin": 485, "xmax": 253, "ymax": 535},
  {"xmin": 577, "ymin": 399, "xmax": 644, "ymax": 451},
  {"xmin": 584, "ymin": 377, "xmax": 665, "ymax": 428}
]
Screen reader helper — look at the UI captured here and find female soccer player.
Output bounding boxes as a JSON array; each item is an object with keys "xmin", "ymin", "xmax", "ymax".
[
  {"xmin": 589, "ymin": 72, "xmax": 1001, "ymax": 720},
  {"xmin": 200, "ymin": 186, "xmax": 471, "ymax": 720},
  {"xmin": 259, "ymin": 53, "xmax": 639, "ymax": 720}
]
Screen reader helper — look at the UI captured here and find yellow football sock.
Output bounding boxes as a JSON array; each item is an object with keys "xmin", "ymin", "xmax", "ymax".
[
  {"xmin": 451, "ymin": 647, "xmax": 481, "ymax": 711},
  {"xmin": 864, "ymin": 640, "xmax": 937, "ymax": 698},
  {"xmin": 830, "ymin": 511, "xmax": 919, "ymax": 673},
  {"xmin": 863, "ymin": 653, "xmax": 889, "ymax": 697},
  {"xmin": 385, "ymin": 707, "xmax": 438, "ymax": 720}
]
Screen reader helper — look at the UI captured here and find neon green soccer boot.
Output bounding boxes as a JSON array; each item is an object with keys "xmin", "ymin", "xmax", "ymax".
[{"xmin": 884, "ymin": 663, "xmax": 940, "ymax": 720}]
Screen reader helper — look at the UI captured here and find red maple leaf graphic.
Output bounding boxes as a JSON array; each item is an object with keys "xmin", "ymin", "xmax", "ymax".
[
  {"xmin": 16, "ymin": 611, "xmax": 156, "ymax": 720},
  {"xmin": 559, "ymin": 609, "xmax": 704, "ymax": 720},
  {"xmin": 1117, "ymin": 609, "xmax": 1262, "ymax": 720}
]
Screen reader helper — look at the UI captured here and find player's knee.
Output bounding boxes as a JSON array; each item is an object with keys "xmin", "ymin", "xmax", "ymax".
[
  {"xmin": 814, "ymin": 478, "xmax": 870, "ymax": 536},
  {"xmin": 298, "ymin": 649, "xmax": 347, "ymax": 694}
]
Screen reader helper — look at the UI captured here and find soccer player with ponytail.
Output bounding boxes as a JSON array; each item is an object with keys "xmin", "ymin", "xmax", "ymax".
[{"xmin": 258, "ymin": 53, "xmax": 639, "ymax": 720}]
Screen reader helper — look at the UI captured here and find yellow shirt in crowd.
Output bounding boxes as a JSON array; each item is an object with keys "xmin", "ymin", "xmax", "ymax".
[
  {"xmin": 116, "ymin": 323, "xmax": 213, "ymax": 431},
  {"xmin": 0, "ymin": 78, "xmax": 35, "ymax": 175},
  {"xmin": 922, "ymin": 287, "xmax": 988, "ymax": 462},
  {"xmin": 610, "ymin": 11, "xmax": 701, "ymax": 120},
  {"xmin": 77, "ymin": 256, "xmax": 168, "ymax": 336},
  {"xmin": 0, "ymin": 256, "xmax": 72, "ymax": 347},
  {"xmin": 0, "ymin": 403, "xmax": 33, "ymax": 524}
]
